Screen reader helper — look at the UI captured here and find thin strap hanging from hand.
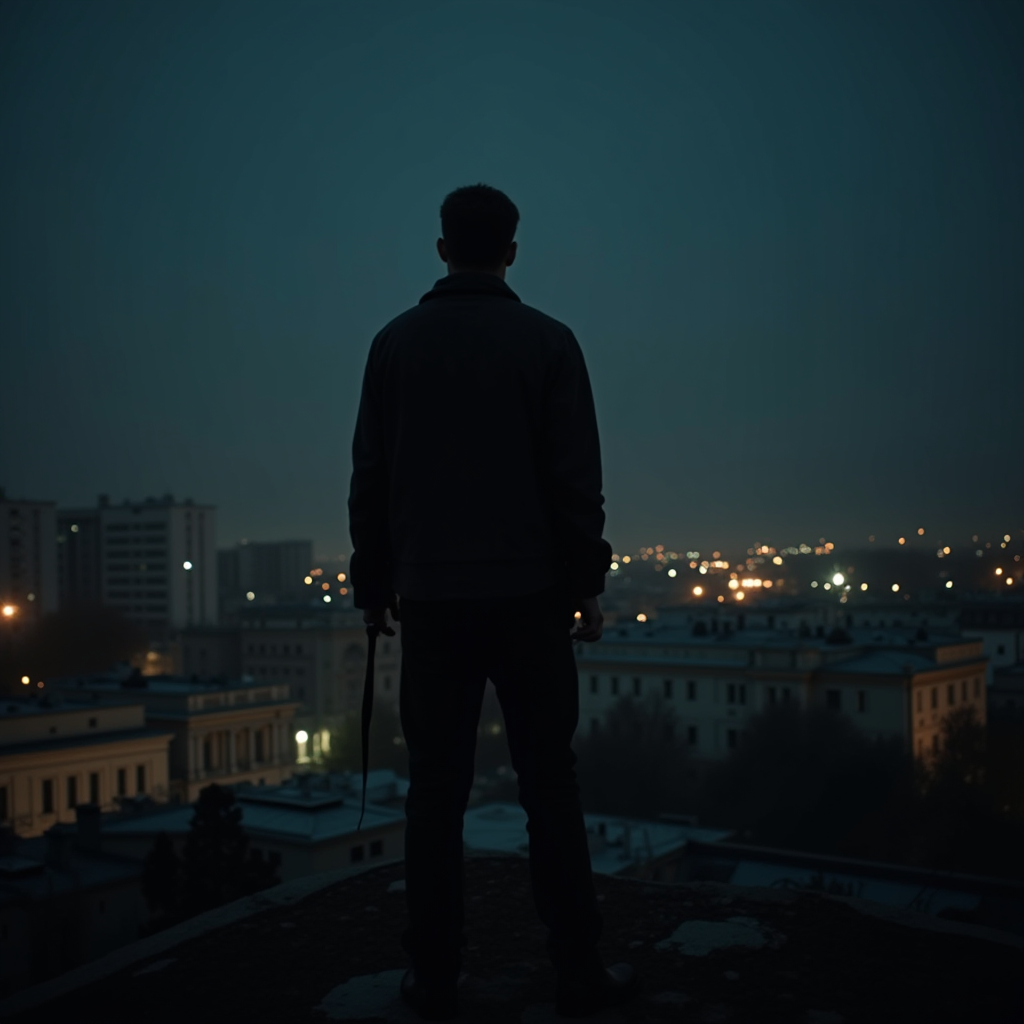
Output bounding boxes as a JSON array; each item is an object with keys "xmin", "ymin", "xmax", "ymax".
[{"xmin": 357, "ymin": 624, "xmax": 378, "ymax": 831}]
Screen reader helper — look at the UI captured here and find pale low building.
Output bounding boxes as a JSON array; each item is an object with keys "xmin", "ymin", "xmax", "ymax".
[
  {"xmin": 0, "ymin": 696, "xmax": 173, "ymax": 837},
  {"xmin": 88, "ymin": 769, "xmax": 408, "ymax": 883},
  {"xmin": 574, "ymin": 620, "xmax": 986, "ymax": 760},
  {"xmin": 48, "ymin": 673, "xmax": 300, "ymax": 803}
]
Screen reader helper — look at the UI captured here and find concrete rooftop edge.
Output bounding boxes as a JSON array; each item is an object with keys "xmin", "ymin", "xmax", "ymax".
[{"xmin": 0, "ymin": 849, "xmax": 1019, "ymax": 1020}]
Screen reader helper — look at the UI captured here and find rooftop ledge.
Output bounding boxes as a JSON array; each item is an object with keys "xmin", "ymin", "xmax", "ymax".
[{"xmin": 2, "ymin": 852, "xmax": 1020, "ymax": 1024}]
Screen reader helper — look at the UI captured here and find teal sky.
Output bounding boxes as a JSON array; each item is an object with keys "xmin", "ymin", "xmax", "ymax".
[{"xmin": 1, "ymin": 0, "xmax": 1021, "ymax": 558}]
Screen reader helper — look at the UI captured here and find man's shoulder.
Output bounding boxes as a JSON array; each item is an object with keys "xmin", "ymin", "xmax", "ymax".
[{"xmin": 377, "ymin": 295, "xmax": 574, "ymax": 342}]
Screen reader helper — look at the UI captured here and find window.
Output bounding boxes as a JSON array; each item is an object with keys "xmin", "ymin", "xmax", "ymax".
[
  {"xmin": 255, "ymin": 730, "xmax": 265, "ymax": 762},
  {"xmin": 826, "ymin": 690, "xmax": 841, "ymax": 711},
  {"xmin": 932, "ymin": 734, "xmax": 939, "ymax": 753},
  {"xmin": 767, "ymin": 686, "xmax": 777, "ymax": 706},
  {"xmin": 296, "ymin": 644, "xmax": 303, "ymax": 655},
  {"xmin": 611, "ymin": 677, "xmax": 619, "ymax": 696},
  {"xmin": 947, "ymin": 684, "xmax": 955, "ymax": 707},
  {"xmin": 739, "ymin": 684, "xmax": 747, "ymax": 706},
  {"xmin": 89, "ymin": 717, "xmax": 97, "ymax": 728},
  {"xmin": 857, "ymin": 690, "xmax": 867, "ymax": 714},
  {"xmin": 137, "ymin": 765, "xmax": 146, "ymax": 793},
  {"xmin": 633, "ymin": 677, "xmax": 642, "ymax": 697},
  {"xmin": 89, "ymin": 772, "xmax": 100, "ymax": 804},
  {"xmin": 727, "ymin": 684, "xmax": 736, "ymax": 705},
  {"xmin": 997, "ymin": 644, "xmax": 1005, "ymax": 656},
  {"xmin": 590, "ymin": 676, "xmax": 599, "ymax": 695},
  {"xmin": 974, "ymin": 678, "xmax": 981, "ymax": 698},
  {"xmin": 67, "ymin": 776, "xmax": 78, "ymax": 810},
  {"xmin": 727, "ymin": 729, "xmax": 738, "ymax": 750},
  {"xmin": 350, "ymin": 845, "xmax": 365, "ymax": 863},
  {"xmin": 687, "ymin": 725, "xmax": 698, "ymax": 746},
  {"xmin": 782, "ymin": 688, "xmax": 792, "ymax": 703},
  {"xmin": 961, "ymin": 680, "xmax": 967, "ymax": 701},
  {"xmin": 0, "ymin": 785, "xmax": 8, "ymax": 823},
  {"xmin": 663, "ymin": 679, "xmax": 673, "ymax": 699},
  {"xmin": 930, "ymin": 688, "xmax": 938, "ymax": 710},
  {"xmin": 916, "ymin": 690, "xmax": 922, "ymax": 713},
  {"xmin": 370, "ymin": 840, "xmax": 383, "ymax": 857},
  {"xmin": 42, "ymin": 779, "xmax": 54, "ymax": 814},
  {"xmin": 117, "ymin": 768, "xmax": 127, "ymax": 796}
]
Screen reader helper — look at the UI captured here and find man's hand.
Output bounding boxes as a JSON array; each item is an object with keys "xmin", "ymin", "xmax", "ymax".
[
  {"xmin": 364, "ymin": 598, "xmax": 401, "ymax": 636},
  {"xmin": 570, "ymin": 595, "xmax": 603, "ymax": 643}
]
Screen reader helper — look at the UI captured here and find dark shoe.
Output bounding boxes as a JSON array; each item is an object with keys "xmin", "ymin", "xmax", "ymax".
[
  {"xmin": 556, "ymin": 963, "xmax": 640, "ymax": 1018},
  {"xmin": 399, "ymin": 968, "xmax": 459, "ymax": 1021}
]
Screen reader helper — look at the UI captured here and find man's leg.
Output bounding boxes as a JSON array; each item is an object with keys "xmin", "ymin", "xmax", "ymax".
[
  {"xmin": 486, "ymin": 583, "xmax": 605, "ymax": 979},
  {"xmin": 398, "ymin": 595, "xmax": 487, "ymax": 990}
]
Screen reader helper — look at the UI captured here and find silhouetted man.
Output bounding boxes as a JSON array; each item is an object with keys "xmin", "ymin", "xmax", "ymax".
[{"xmin": 348, "ymin": 183, "xmax": 638, "ymax": 1019}]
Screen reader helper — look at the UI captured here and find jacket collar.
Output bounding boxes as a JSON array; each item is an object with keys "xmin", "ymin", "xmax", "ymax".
[{"xmin": 419, "ymin": 271, "xmax": 521, "ymax": 305}]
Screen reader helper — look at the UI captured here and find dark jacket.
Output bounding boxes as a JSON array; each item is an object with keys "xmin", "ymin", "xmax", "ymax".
[{"xmin": 347, "ymin": 271, "xmax": 612, "ymax": 608}]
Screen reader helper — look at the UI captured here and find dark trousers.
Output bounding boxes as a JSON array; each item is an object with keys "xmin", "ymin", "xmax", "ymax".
[{"xmin": 398, "ymin": 581, "xmax": 604, "ymax": 988}]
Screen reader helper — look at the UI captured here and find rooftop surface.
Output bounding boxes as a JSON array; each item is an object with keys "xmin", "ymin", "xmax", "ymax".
[{"xmin": 1, "ymin": 852, "xmax": 1019, "ymax": 1023}]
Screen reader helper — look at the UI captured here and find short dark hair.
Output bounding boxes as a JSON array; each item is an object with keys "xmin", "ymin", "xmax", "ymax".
[{"xmin": 439, "ymin": 183, "xmax": 519, "ymax": 270}]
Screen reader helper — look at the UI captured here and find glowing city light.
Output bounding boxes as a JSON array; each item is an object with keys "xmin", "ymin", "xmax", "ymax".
[
  {"xmin": 574, "ymin": 611, "xmax": 582, "ymax": 620},
  {"xmin": 610, "ymin": 562, "xmax": 619, "ymax": 571},
  {"xmin": 698, "ymin": 566, "xmax": 708, "ymax": 575},
  {"xmin": 304, "ymin": 576, "xmax": 313, "ymax": 584},
  {"xmin": 1005, "ymin": 534, "xmax": 1012, "ymax": 543},
  {"xmin": 1, "ymin": 605, "xmax": 16, "ymax": 618},
  {"xmin": 860, "ymin": 583, "xmax": 868, "ymax": 591},
  {"xmin": 995, "ymin": 568, "xmax": 1003, "ymax": 576},
  {"xmin": 321, "ymin": 582, "xmax": 330, "ymax": 590},
  {"xmin": 246, "ymin": 592, "xmax": 255, "ymax": 601},
  {"xmin": 21, "ymin": 675, "xmax": 29, "ymax": 685},
  {"xmin": 183, "ymin": 561, "xmax": 193, "ymax": 570},
  {"xmin": 728, "ymin": 579, "xmax": 739, "ymax": 590},
  {"xmin": 772, "ymin": 556, "xmax": 783, "ymax": 565},
  {"xmin": 622, "ymin": 556, "xmax": 631, "ymax": 564},
  {"xmin": 692, "ymin": 586, "xmax": 703, "ymax": 596},
  {"xmin": 667, "ymin": 568, "xmax": 677, "ymax": 577},
  {"xmin": 811, "ymin": 581, "xmax": 818, "ymax": 588},
  {"xmin": 1008, "ymin": 578, "xmax": 1015, "ymax": 586},
  {"xmin": 891, "ymin": 584, "xmax": 900, "ymax": 592},
  {"xmin": 898, "ymin": 538, "xmax": 906, "ymax": 545},
  {"xmin": 323, "ymin": 595, "xmax": 331, "ymax": 602},
  {"xmin": 717, "ymin": 595, "xmax": 725, "ymax": 603},
  {"xmin": 337, "ymin": 573, "xmax": 346, "ymax": 582},
  {"xmin": 636, "ymin": 613, "xmax": 647, "ymax": 622},
  {"xmin": 824, "ymin": 583, "xmax": 832, "ymax": 590},
  {"xmin": 942, "ymin": 547, "xmax": 950, "ymax": 555},
  {"xmin": 832, "ymin": 573, "xmax": 845, "ymax": 586},
  {"xmin": 339, "ymin": 587, "xmax": 348, "ymax": 595},
  {"xmin": 946, "ymin": 581, "xmax": 953, "ymax": 589},
  {"xmin": 295, "ymin": 730, "xmax": 308, "ymax": 744},
  {"xmin": 917, "ymin": 527, "xmax": 925, "ymax": 536},
  {"xmin": 735, "ymin": 591, "xmax": 745, "ymax": 600},
  {"xmin": 71, "ymin": 524, "xmax": 79, "ymax": 533}
]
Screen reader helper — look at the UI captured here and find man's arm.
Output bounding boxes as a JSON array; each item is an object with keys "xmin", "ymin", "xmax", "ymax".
[
  {"xmin": 541, "ymin": 329, "xmax": 613, "ymax": 598},
  {"xmin": 348, "ymin": 339, "xmax": 396, "ymax": 611}
]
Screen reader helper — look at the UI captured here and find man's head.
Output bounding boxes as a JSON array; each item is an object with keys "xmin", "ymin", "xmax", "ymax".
[{"xmin": 438, "ymin": 183, "xmax": 519, "ymax": 279}]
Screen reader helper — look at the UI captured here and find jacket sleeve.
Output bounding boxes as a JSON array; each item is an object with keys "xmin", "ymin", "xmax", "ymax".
[
  {"xmin": 540, "ymin": 329, "xmax": 613, "ymax": 598},
  {"xmin": 348, "ymin": 338, "xmax": 396, "ymax": 610}
]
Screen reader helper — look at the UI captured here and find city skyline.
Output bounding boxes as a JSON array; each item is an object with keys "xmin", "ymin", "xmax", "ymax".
[{"xmin": 1, "ymin": 0, "xmax": 1022, "ymax": 559}]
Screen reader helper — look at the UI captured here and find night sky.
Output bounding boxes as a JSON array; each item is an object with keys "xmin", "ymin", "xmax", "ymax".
[{"xmin": 1, "ymin": 0, "xmax": 1021, "ymax": 560}]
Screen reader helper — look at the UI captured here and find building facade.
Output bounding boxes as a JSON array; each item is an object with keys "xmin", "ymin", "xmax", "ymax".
[
  {"xmin": 0, "ymin": 487, "xmax": 58, "ymax": 623},
  {"xmin": 0, "ymin": 697, "xmax": 173, "ymax": 837},
  {"xmin": 56, "ymin": 494, "xmax": 217, "ymax": 636},
  {"xmin": 574, "ymin": 618, "xmax": 986, "ymax": 760},
  {"xmin": 48, "ymin": 673, "xmax": 300, "ymax": 803}
]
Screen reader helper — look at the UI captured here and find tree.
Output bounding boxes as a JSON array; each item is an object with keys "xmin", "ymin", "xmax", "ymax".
[
  {"xmin": 574, "ymin": 693, "xmax": 692, "ymax": 818},
  {"xmin": 179, "ymin": 784, "xmax": 279, "ymax": 916},
  {"xmin": 696, "ymin": 702, "xmax": 918, "ymax": 861}
]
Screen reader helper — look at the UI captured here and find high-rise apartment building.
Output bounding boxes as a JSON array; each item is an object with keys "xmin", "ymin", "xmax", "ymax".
[
  {"xmin": 217, "ymin": 539, "xmax": 313, "ymax": 619},
  {"xmin": 0, "ymin": 486, "xmax": 58, "ymax": 623},
  {"xmin": 56, "ymin": 494, "xmax": 217, "ymax": 636}
]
